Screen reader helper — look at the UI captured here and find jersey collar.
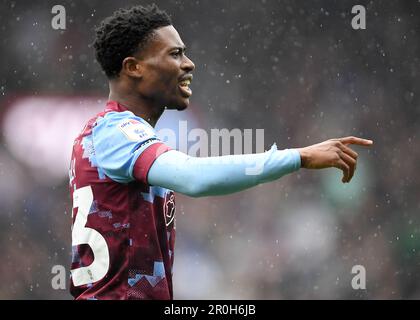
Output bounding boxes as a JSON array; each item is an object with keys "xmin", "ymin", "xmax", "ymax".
[{"xmin": 105, "ymin": 100, "xmax": 129, "ymax": 113}]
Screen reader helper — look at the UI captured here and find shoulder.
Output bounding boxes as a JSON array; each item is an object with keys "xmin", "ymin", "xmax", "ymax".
[{"xmin": 94, "ymin": 111, "xmax": 157, "ymax": 142}]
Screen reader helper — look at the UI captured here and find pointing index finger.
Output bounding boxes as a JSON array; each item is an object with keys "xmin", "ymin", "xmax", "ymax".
[{"xmin": 339, "ymin": 136, "xmax": 373, "ymax": 146}]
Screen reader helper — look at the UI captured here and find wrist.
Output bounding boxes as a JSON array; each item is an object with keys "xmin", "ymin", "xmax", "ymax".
[{"xmin": 297, "ymin": 148, "xmax": 308, "ymax": 168}]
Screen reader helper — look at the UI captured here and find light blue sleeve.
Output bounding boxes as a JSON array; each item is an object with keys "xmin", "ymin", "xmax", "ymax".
[
  {"xmin": 148, "ymin": 143, "xmax": 301, "ymax": 197},
  {"xmin": 92, "ymin": 111, "xmax": 161, "ymax": 183}
]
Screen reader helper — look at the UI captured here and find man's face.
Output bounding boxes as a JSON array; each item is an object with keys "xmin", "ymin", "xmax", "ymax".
[{"xmin": 136, "ymin": 25, "xmax": 195, "ymax": 110}]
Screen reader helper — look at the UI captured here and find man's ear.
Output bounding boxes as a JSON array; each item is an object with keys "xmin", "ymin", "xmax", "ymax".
[{"xmin": 121, "ymin": 57, "xmax": 142, "ymax": 79}]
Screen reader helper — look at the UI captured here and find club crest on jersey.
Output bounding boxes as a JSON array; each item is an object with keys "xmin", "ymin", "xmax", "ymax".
[
  {"xmin": 164, "ymin": 193, "xmax": 176, "ymax": 227},
  {"xmin": 118, "ymin": 118, "xmax": 155, "ymax": 142}
]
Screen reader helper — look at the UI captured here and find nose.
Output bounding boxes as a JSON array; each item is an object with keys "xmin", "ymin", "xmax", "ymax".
[{"xmin": 181, "ymin": 55, "xmax": 195, "ymax": 72}]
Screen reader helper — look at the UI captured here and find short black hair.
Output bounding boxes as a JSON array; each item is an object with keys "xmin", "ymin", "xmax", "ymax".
[{"xmin": 93, "ymin": 4, "xmax": 172, "ymax": 79}]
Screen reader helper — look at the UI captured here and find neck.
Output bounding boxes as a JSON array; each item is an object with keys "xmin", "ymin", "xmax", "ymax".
[{"xmin": 108, "ymin": 81, "xmax": 164, "ymax": 127}]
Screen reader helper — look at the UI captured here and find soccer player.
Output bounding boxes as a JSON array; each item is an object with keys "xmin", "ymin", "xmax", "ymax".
[{"xmin": 69, "ymin": 4, "xmax": 373, "ymax": 300}]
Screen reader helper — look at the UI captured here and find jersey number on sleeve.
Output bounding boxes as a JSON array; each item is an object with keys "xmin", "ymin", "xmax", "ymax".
[{"xmin": 71, "ymin": 186, "xmax": 110, "ymax": 286}]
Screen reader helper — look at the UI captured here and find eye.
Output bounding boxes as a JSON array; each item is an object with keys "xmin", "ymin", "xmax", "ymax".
[{"xmin": 171, "ymin": 49, "xmax": 184, "ymax": 57}]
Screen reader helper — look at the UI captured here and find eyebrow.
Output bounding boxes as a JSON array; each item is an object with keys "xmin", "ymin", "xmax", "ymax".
[{"xmin": 169, "ymin": 46, "xmax": 187, "ymax": 52}]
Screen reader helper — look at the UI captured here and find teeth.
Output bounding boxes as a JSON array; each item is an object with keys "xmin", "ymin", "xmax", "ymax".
[{"xmin": 180, "ymin": 79, "xmax": 191, "ymax": 86}]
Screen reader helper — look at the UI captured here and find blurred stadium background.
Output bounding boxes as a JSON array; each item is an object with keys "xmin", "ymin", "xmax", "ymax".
[{"xmin": 0, "ymin": 0, "xmax": 419, "ymax": 299}]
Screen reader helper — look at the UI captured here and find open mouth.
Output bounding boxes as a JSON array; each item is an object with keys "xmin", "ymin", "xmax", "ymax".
[{"xmin": 179, "ymin": 77, "xmax": 192, "ymax": 97}]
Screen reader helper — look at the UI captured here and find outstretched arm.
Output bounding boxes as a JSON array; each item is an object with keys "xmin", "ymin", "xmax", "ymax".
[
  {"xmin": 146, "ymin": 136, "xmax": 373, "ymax": 197},
  {"xmin": 147, "ymin": 144, "xmax": 301, "ymax": 197}
]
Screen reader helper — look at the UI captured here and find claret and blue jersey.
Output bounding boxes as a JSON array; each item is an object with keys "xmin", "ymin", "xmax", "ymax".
[
  {"xmin": 69, "ymin": 100, "xmax": 175, "ymax": 300},
  {"xmin": 69, "ymin": 100, "xmax": 302, "ymax": 300}
]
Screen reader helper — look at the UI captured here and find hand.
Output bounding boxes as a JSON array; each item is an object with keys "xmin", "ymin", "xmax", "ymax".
[{"xmin": 296, "ymin": 136, "xmax": 373, "ymax": 183}]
